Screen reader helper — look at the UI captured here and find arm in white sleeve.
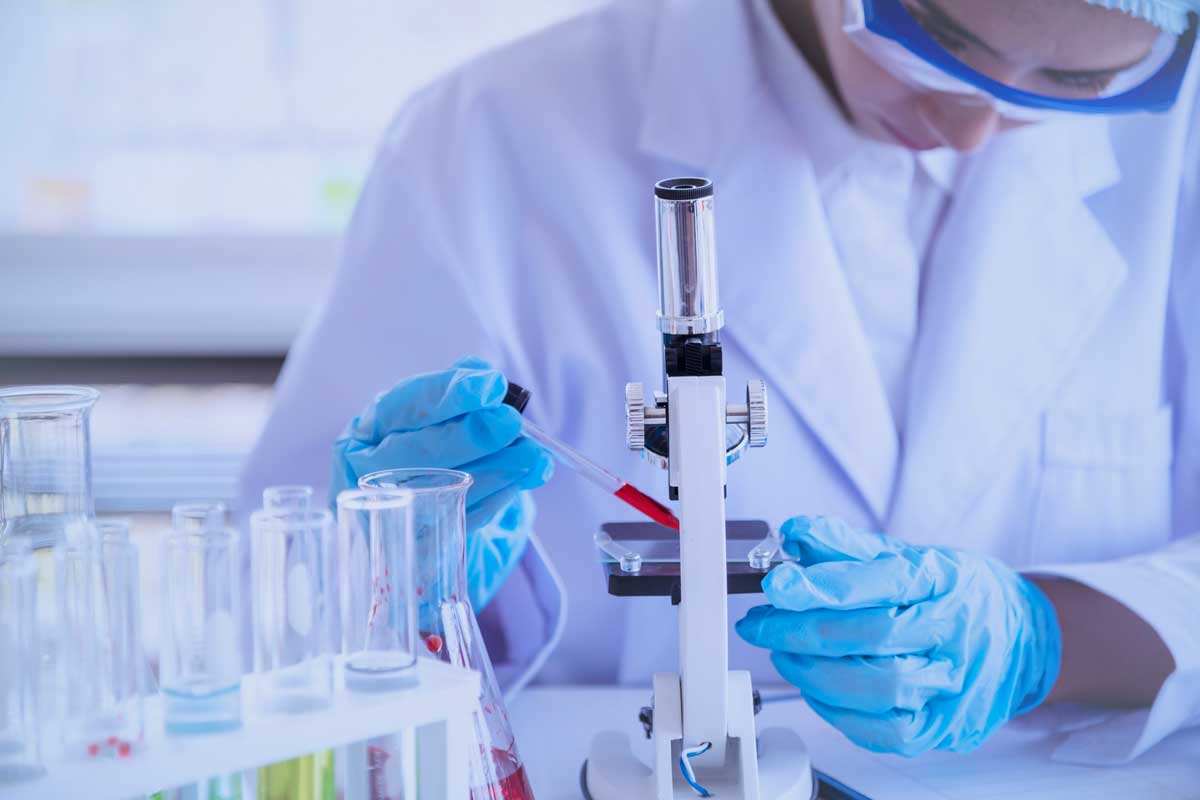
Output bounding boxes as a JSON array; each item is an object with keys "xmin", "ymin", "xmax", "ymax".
[
  {"xmin": 1022, "ymin": 76, "xmax": 1200, "ymax": 764},
  {"xmin": 1029, "ymin": 535, "xmax": 1200, "ymax": 763},
  {"xmin": 237, "ymin": 83, "xmax": 505, "ymax": 513}
]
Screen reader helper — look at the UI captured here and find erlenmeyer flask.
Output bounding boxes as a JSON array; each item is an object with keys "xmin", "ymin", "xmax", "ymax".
[
  {"xmin": 0, "ymin": 385, "xmax": 99, "ymax": 548},
  {"xmin": 359, "ymin": 469, "xmax": 535, "ymax": 800}
]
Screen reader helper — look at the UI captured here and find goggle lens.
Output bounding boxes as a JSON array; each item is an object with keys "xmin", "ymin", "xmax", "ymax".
[{"xmin": 846, "ymin": 0, "xmax": 1193, "ymax": 113}]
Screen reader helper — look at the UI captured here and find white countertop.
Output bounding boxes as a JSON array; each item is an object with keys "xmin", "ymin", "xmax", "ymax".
[{"xmin": 509, "ymin": 687, "xmax": 1200, "ymax": 800}]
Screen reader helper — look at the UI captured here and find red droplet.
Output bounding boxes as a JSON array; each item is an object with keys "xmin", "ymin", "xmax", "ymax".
[
  {"xmin": 87, "ymin": 743, "xmax": 100, "ymax": 757},
  {"xmin": 416, "ymin": 587, "xmax": 424, "ymax": 597},
  {"xmin": 425, "ymin": 634, "xmax": 443, "ymax": 654},
  {"xmin": 483, "ymin": 705, "xmax": 493, "ymax": 714},
  {"xmin": 117, "ymin": 742, "xmax": 132, "ymax": 757},
  {"xmin": 106, "ymin": 735, "xmax": 119, "ymax": 745}
]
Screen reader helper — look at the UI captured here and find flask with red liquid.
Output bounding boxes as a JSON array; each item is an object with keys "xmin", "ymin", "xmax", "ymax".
[{"xmin": 358, "ymin": 468, "xmax": 535, "ymax": 800}]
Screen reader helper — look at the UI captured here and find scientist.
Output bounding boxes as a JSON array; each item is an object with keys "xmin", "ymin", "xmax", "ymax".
[{"xmin": 242, "ymin": 0, "xmax": 1200, "ymax": 763}]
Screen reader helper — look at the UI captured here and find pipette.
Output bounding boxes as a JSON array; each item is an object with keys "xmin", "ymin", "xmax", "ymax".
[{"xmin": 504, "ymin": 383, "xmax": 680, "ymax": 531}]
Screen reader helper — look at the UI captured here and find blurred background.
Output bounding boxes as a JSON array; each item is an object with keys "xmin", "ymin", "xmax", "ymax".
[{"xmin": 2, "ymin": 0, "xmax": 600, "ymax": 515}]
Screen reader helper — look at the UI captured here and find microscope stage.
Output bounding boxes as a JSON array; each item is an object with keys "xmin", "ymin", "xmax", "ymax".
[{"xmin": 597, "ymin": 520, "xmax": 782, "ymax": 604}]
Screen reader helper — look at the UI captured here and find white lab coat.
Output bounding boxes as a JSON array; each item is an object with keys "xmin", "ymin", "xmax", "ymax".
[{"xmin": 240, "ymin": 0, "xmax": 1200, "ymax": 765}]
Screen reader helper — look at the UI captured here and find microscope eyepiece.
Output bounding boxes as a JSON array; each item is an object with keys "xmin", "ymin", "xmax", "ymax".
[
  {"xmin": 654, "ymin": 178, "xmax": 714, "ymax": 201},
  {"xmin": 654, "ymin": 177, "xmax": 723, "ymax": 336}
]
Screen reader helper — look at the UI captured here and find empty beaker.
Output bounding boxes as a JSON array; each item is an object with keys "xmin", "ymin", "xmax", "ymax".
[
  {"xmin": 359, "ymin": 469, "xmax": 535, "ymax": 800},
  {"xmin": 337, "ymin": 489, "xmax": 417, "ymax": 691},
  {"xmin": 0, "ymin": 385, "xmax": 98, "ymax": 548},
  {"xmin": 160, "ymin": 502, "xmax": 243, "ymax": 733},
  {"xmin": 0, "ymin": 386, "xmax": 101, "ymax": 730},
  {"xmin": 251, "ymin": 507, "xmax": 335, "ymax": 712},
  {"xmin": 0, "ymin": 538, "xmax": 42, "ymax": 782}
]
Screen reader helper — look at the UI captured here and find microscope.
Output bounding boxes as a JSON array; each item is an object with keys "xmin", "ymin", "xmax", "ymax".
[{"xmin": 582, "ymin": 179, "xmax": 814, "ymax": 799}]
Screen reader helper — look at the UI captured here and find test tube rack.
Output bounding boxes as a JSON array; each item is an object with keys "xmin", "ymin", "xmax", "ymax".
[{"xmin": 0, "ymin": 657, "xmax": 480, "ymax": 800}]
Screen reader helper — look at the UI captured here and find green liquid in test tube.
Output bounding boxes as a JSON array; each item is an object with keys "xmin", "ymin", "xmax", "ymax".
[{"xmin": 258, "ymin": 753, "xmax": 335, "ymax": 800}]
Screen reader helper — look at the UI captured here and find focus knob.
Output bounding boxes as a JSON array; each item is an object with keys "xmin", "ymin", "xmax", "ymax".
[
  {"xmin": 747, "ymin": 380, "xmax": 768, "ymax": 448},
  {"xmin": 626, "ymin": 383, "xmax": 646, "ymax": 451}
]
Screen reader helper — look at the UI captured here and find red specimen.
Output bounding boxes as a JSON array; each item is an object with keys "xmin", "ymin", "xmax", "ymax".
[
  {"xmin": 614, "ymin": 483, "xmax": 680, "ymax": 530},
  {"xmin": 472, "ymin": 762, "xmax": 535, "ymax": 800}
]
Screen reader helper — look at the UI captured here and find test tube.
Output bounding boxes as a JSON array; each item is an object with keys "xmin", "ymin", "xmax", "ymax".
[
  {"xmin": 251, "ymin": 507, "xmax": 335, "ymax": 712},
  {"xmin": 97, "ymin": 520, "xmax": 147, "ymax": 752},
  {"xmin": 57, "ymin": 524, "xmax": 102, "ymax": 758},
  {"xmin": 59, "ymin": 520, "xmax": 146, "ymax": 758},
  {"xmin": 263, "ymin": 485, "xmax": 315, "ymax": 514},
  {"xmin": 0, "ymin": 538, "xmax": 42, "ymax": 782},
  {"xmin": 160, "ymin": 503, "xmax": 243, "ymax": 733},
  {"xmin": 336, "ymin": 489, "xmax": 417, "ymax": 692},
  {"xmin": 257, "ymin": 483, "xmax": 337, "ymax": 800}
]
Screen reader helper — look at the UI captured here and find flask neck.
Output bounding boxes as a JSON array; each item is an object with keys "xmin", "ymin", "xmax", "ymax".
[{"xmin": 421, "ymin": 492, "xmax": 471, "ymax": 604}]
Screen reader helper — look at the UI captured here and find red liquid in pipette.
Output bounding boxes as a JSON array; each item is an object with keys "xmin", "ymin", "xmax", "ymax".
[{"xmin": 615, "ymin": 483, "xmax": 680, "ymax": 530}]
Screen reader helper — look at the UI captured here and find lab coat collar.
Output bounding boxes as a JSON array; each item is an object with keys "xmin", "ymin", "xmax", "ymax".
[
  {"xmin": 638, "ymin": 0, "xmax": 900, "ymax": 523},
  {"xmin": 714, "ymin": 96, "xmax": 902, "ymax": 525},
  {"xmin": 888, "ymin": 115, "xmax": 1126, "ymax": 542}
]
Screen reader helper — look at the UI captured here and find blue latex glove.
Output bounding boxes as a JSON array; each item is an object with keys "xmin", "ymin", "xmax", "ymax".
[
  {"xmin": 737, "ymin": 516, "xmax": 1061, "ymax": 756},
  {"xmin": 330, "ymin": 356, "xmax": 554, "ymax": 609}
]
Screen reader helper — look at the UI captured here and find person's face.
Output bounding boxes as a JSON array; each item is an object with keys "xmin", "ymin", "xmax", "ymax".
[{"xmin": 815, "ymin": 0, "xmax": 1161, "ymax": 152}]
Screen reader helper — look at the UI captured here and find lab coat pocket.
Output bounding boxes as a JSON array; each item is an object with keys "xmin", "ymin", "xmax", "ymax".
[{"xmin": 1031, "ymin": 407, "xmax": 1173, "ymax": 564}]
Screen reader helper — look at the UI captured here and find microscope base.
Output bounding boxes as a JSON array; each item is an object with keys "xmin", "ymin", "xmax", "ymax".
[{"xmin": 582, "ymin": 672, "xmax": 814, "ymax": 800}]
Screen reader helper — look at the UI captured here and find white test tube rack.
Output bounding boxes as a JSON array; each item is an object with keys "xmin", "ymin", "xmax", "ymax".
[{"xmin": 0, "ymin": 657, "xmax": 480, "ymax": 800}]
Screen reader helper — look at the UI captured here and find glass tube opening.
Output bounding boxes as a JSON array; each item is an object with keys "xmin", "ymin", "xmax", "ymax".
[
  {"xmin": 358, "ymin": 468, "xmax": 473, "ymax": 493},
  {"xmin": 0, "ymin": 386, "xmax": 100, "ymax": 415}
]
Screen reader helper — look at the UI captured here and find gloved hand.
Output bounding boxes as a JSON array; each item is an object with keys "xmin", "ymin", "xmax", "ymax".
[
  {"xmin": 330, "ymin": 356, "xmax": 554, "ymax": 609},
  {"xmin": 737, "ymin": 516, "xmax": 1061, "ymax": 756}
]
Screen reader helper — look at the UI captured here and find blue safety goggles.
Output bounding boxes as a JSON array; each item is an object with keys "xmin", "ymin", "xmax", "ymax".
[{"xmin": 845, "ymin": 0, "xmax": 1197, "ymax": 115}]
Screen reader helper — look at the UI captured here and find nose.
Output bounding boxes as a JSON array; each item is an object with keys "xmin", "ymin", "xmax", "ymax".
[{"xmin": 916, "ymin": 93, "xmax": 1000, "ymax": 153}]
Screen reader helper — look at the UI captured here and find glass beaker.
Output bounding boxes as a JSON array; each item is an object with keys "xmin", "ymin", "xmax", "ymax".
[
  {"xmin": 160, "ymin": 502, "xmax": 243, "ymax": 733},
  {"xmin": 251, "ymin": 507, "xmax": 335, "ymax": 712},
  {"xmin": 0, "ymin": 538, "xmax": 42, "ymax": 782},
  {"xmin": 359, "ymin": 469, "xmax": 535, "ymax": 800},
  {"xmin": 336, "ymin": 489, "xmax": 418, "ymax": 691},
  {"xmin": 0, "ymin": 386, "xmax": 100, "ymax": 735},
  {"xmin": 0, "ymin": 385, "xmax": 98, "ymax": 549},
  {"xmin": 59, "ymin": 519, "xmax": 147, "ymax": 758}
]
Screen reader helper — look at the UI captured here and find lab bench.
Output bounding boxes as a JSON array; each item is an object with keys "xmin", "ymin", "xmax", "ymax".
[
  {"xmin": 510, "ymin": 687, "xmax": 1200, "ymax": 800},
  {"xmin": 0, "ymin": 658, "xmax": 479, "ymax": 800}
]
